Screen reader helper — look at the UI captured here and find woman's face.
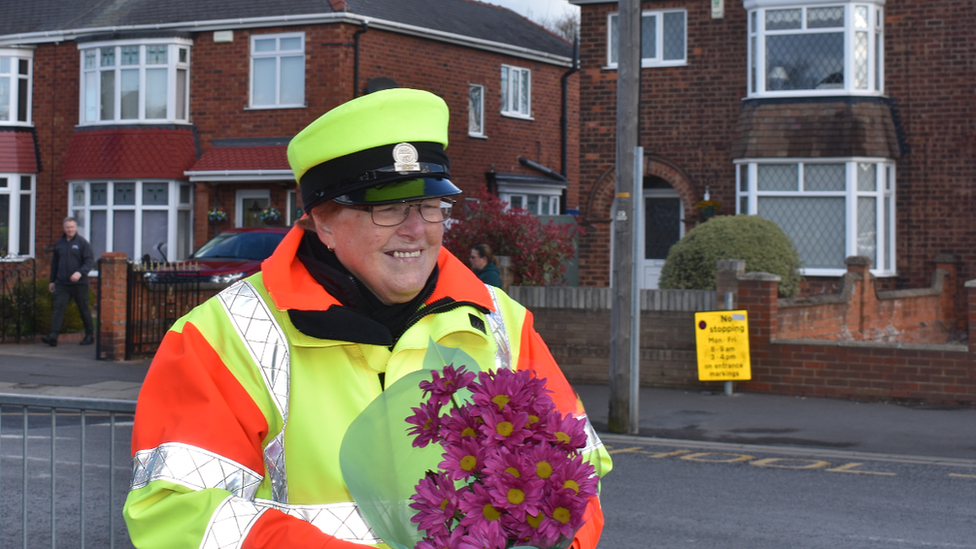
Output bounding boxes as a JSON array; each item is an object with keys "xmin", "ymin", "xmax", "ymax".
[
  {"xmin": 469, "ymin": 250, "xmax": 488, "ymax": 271},
  {"xmin": 313, "ymin": 202, "xmax": 443, "ymax": 305}
]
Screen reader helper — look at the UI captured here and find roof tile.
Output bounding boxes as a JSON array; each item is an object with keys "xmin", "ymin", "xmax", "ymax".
[
  {"xmin": 0, "ymin": 130, "xmax": 39, "ymax": 173},
  {"xmin": 62, "ymin": 127, "xmax": 198, "ymax": 180}
]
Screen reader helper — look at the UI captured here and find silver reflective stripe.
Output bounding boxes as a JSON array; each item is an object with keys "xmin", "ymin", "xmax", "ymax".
[
  {"xmin": 484, "ymin": 285, "xmax": 513, "ymax": 371},
  {"xmin": 130, "ymin": 442, "xmax": 263, "ymax": 500},
  {"xmin": 261, "ymin": 500, "xmax": 381, "ymax": 544},
  {"xmin": 218, "ymin": 280, "xmax": 291, "ymax": 502},
  {"xmin": 200, "ymin": 496, "xmax": 267, "ymax": 549},
  {"xmin": 579, "ymin": 414, "xmax": 605, "ymax": 455}
]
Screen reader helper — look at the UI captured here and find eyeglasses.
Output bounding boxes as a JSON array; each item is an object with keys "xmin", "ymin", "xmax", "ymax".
[{"xmin": 343, "ymin": 198, "xmax": 455, "ymax": 227}]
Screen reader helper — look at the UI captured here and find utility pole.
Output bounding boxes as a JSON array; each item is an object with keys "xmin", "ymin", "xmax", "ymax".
[{"xmin": 608, "ymin": 0, "xmax": 641, "ymax": 435}]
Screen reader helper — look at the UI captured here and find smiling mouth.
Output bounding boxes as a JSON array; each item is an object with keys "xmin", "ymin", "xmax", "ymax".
[{"xmin": 392, "ymin": 250, "xmax": 421, "ymax": 258}]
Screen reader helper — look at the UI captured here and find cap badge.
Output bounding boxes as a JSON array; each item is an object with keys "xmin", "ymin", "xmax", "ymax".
[{"xmin": 393, "ymin": 142, "xmax": 420, "ymax": 172}]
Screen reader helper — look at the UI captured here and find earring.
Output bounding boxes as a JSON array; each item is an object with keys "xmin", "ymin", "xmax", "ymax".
[{"xmin": 327, "ymin": 245, "xmax": 334, "ymax": 252}]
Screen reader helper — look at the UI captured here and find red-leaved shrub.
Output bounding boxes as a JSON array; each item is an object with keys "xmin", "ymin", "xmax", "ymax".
[{"xmin": 442, "ymin": 190, "xmax": 581, "ymax": 286}]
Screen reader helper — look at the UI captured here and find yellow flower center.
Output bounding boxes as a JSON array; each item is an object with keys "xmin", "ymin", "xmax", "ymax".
[
  {"xmin": 563, "ymin": 479, "xmax": 580, "ymax": 494},
  {"xmin": 553, "ymin": 507, "xmax": 571, "ymax": 524},
  {"xmin": 555, "ymin": 431, "xmax": 571, "ymax": 444},
  {"xmin": 491, "ymin": 394, "xmax": 510, "ymax": 410},
  {"xmin": 439, "ymin": 498, "xmax": 449, "ymax": 510},
  {"xmin": 527, "ymin": 513, "xmax": 544, "ymax": 528},
  {"xmin": 460, "ymin": 455, "xmax": 478, "ymax": 471},
  {"xmin": 461, "ymin": 427, "xmax": 476, "ymax": 438},
  {"xmin": 528, "ymin": 414, "xmax": 539, "ymax": 426},
  {"xmin": 495, "ymin": 421, "xmax": 513, "ymax": 437},
  {"xmin": 482, "ymin": 504, "xmax": 502, "ymax": 521},
  {"xmin": 536, "ymin": 461, "xmax": 553, "ymax": 479},
  {"xmin": 507, "ymin": 488, "xmax": 525, "ymax": 505},
  {"xmin": 505, "ymin": 466, "xmax": 521, "ymax": 478}
]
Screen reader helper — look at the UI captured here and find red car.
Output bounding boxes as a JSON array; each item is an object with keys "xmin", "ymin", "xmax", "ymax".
[{"xmin": 146, "ymin": 226, "xmax": 290, "ymax": 289}]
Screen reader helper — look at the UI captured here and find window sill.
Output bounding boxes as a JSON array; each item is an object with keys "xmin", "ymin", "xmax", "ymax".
[
  {"xmin": 244, "ymin": 104, "xmax": 308, "ymax": 111},
  {"xmin": 500, "ymin": 112, "xmax": 534, "ymax": 121},
  {"xmin": 468, "ymin": 133, "xmax": 488, "ymax": 139},
  {"xmin": 604, "ymin": 61, "xmax": 688, "ymax": 70}
]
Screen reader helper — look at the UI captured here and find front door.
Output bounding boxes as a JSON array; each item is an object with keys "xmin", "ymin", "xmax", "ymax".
[
  {"xmin": 236, "ymin": 189, "xmax": 270, "ymax": 227},
  {"xmin": 640, "ymin": 188, "xmax": 683, "ymax": 289}
]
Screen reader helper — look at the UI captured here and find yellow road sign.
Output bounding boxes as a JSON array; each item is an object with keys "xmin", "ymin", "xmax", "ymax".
[{"xmin": 694, "ymin": 310, "xmax": 751, "ymax": 381}]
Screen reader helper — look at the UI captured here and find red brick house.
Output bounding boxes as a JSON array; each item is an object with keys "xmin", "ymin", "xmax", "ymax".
[
  {"xmin": 570, "ymin": 0, "xmax": 974, "ymax": 336},
  {"xmin": 0, "ymin": 0, "xmax": 578, "ymax": 274}
]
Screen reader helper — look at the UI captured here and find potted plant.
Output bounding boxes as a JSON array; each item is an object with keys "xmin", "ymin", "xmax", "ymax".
[
  {"xmin": 208, "ymin": 208, "xmax": 228, "ymax": 223},
  {"xmin": 259, "ymin": 206, "xmax": 283, "ymax": 224}
]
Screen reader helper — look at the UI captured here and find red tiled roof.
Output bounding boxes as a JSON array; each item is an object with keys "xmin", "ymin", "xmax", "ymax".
[
  {"xmin": 187, "ymin": 145, "xmax": 290, "ymax": 172},
  {"xmin": 0, "ymin": 130, "xmax": 39, "ymax": 173},
  {"xmin": 62, "ymin": 127, "xmax": 198, "ymax": 180}
]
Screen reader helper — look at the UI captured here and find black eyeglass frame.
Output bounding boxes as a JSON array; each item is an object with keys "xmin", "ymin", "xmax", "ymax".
[{"xmin": 341, "ymin": 198, "xmax": 456, "ymax": 227}]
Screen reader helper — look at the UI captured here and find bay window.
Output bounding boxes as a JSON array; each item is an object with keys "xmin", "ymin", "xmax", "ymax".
[
  {"xmin": 70, "ymin": 181, "xmax": 193, "ymax": 262},
  {"xmin": 746, "ymin": 1, "xmax": 884, "ymax": 96},
  {"xmin": 736, "ymin": 159, "xmax": 895, "ymax": 276},
  {"xmin": 0, "ymin": 49, "xmax": 32, "ymax": 125},
  {"xmin": 79, "ymin": 39, "xmax": 191, "ymax": 124}
]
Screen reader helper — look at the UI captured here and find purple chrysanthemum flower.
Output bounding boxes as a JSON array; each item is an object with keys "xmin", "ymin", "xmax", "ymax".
[
  {"xmin": 439, "ymin": 405, "xmax": 483, "ymax": 447},
  {"xmin": 486, "ymin": 466, "xmax": 545, "ymax": 521},
  {"xmin": 469, "ymin": 368, "xmax": 534, "ymax": 416},
  {"xmin": 524, "ymin": 444, "xmax": 571, "ymax": 482},
  {"xmin": 405, "ymin": 400, "xmax": 443, "ymax": 448},
  {"xmin": 457, "ymin": 482, "xmax": 504, "ymax": 529},
  {"xmin": 478, "ymin": 407, "xmax": 533, "ymax": 449},
  {"xmin": 547, "ymin": 411, "xmax": 588, "ymax": 452},
  {"xmin": 537, "ymin": 489, "xmax": 586, "ymax": 541},
  {"xmin": 550, "ymin": 454, "xmax": 599, "ymax": 500},
  {"xmin": 420, "ymin": 364, "xmax": 476, "ymax": 406},
  {"xmin": 439, "ymin": 437, "xmax": 484, "ymax": 481},
  {"xmin": 409, "ymin": 471, "xmax": 461, "ymax": 537},
  {"xmin": 456, "ymin": 520, "xmax": 507, "ymax": 549}
]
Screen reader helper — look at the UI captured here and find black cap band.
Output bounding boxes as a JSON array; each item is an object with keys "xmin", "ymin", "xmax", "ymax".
[{"xmin": 300, "ymin": 142, "xmax": 450, "ymax": 212}]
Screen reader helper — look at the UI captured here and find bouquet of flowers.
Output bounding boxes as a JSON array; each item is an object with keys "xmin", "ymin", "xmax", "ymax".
[
  {"xmin": 207, "ymin": 207, "xmax": 228, "ymax": 222},
  {"xmin": 338, "ymin": 343, "xmax": 599, "ymax": 549},
  {"xmin": 405, "ymin": 365, "xmax": 597, "ymax": 549},
  {"xmin": 259, "ymin": 206, "xmax": 282, "ymax": 223}
]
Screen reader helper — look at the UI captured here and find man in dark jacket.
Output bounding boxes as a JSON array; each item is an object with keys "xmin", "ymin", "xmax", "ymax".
[{"xmin": 42, "ymin": 217, "xmax": 95, "ymax": 346}]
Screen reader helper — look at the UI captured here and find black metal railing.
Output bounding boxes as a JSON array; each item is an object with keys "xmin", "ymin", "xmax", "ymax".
[
  {"xmin": 124, "ymin": 261, "xmax": 201, "ymax": 360},
  {"xmin": 0, "ymin": 258, "xmax": 36, "ymax": 344}
]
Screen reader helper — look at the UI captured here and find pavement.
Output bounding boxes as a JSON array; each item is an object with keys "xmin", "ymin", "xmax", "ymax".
[{"xmin": 1, "ymin": 337, "xmax": 975, "ymax": 462}]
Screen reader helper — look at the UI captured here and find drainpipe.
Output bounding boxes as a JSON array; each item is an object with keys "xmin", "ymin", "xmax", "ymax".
[
  {"xmin": 560, "ymin": 37, "xmax": 579, "ymax": 213},
  {"xmin": 352, "ymin": 21, "xmax": 369, "ymax": 98}
]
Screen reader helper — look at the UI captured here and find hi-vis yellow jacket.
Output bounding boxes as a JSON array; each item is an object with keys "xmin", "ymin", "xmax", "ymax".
[{"xmin": 123, "ymin": 226, "xmax": 612, "ymax": 549}]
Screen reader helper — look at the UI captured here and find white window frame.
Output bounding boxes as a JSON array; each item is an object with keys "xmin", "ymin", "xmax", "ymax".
[
  {"xmin": 0, "ymin": 48, "xmax": 33, "ymax": 126},
  {"xmin": 746, "ymin": 0, "xmax": 884, "ymax": 97},
  {"xmin": 500, "ymin": 65, "xmax": 532, "ymax": 119},
  {"xmin": 287, "ymin": 189, "xmax": 301, "ymax": 225},
  {"xmin": 249, "ymin": 32, "xmax": 306, "ymax": 109},
  {"xmin": 78, "ymin": 39, "xmax": 191, "ymax": 125},
  {"xmin": 69, "ymin": 180, "xmax": 194, "ymax": 262},
  {"xmin": 235, "ymin": 189, "xmax": 271, "ymax": 227},
  {"xmin": 499, "ymin": 184, "xmax": 563, "ymax": 216},
  {"xmin": 468, "ymin": 83, "xmax": 486, "ymax": 137},
  {"xmin": 735, "ymin": 158, "xmax": 896, "ymax": 277},
  {"xmin": 607, "ymin": 9, "xmax": 688, "ymax": 69},
  {"xmin": 0, "ymin": 174, "xmax": 35, "ymax": 258}
]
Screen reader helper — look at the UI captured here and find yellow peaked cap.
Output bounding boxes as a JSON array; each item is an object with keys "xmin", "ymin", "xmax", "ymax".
[{"xmin": 287, "ymin": 88, "xmax": 450, "ymax": 184}]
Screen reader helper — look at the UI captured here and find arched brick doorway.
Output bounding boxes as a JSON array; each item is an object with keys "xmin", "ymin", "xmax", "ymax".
[{"xmin": 578, "ymin": 156, "xmax": 700, "ymax": 287}]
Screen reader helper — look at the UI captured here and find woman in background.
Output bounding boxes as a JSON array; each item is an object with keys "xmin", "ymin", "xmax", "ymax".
[{"xmin": 469, "ymin": 243, "xmax": 502, "ymax": 287}]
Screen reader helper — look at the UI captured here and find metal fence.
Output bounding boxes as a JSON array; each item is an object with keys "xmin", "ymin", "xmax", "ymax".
[
  {"xmin": 0, "ymin": 393, "xmax": 136, "ymax": 549},
  {"xmin": 0, "ymin": 259, "xmax": 36, "ymax": 344},
  {"xmin": 123, "ymin": 261, "xmax": 202, "ymax": 360}
]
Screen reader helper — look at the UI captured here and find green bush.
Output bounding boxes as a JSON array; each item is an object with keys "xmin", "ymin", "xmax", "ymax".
[{"xmin": 659, "ymin": 215, "xmax": 803, "ymax": 297}]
